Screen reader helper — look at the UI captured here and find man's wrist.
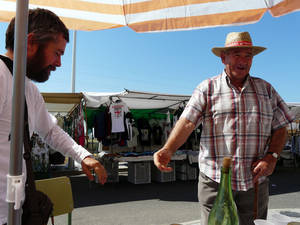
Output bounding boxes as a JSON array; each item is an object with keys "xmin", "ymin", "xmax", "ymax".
[{"xmin": 266, "ymin": 151, "xmax": 279, "ymax": 160}]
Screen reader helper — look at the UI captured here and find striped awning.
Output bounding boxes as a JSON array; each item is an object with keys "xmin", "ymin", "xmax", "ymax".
[{"xmin": 0, "ymin": 0, "xmax": 299, "ymax": 32}]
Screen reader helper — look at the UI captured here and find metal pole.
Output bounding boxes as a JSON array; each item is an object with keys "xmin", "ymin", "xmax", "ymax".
[
  {"xmin": 71, "ymin": 30, "xmax": 77, "ymax": 93},
  {"xmin": 7, "ymin": 0, "xmax": 29, "ymax": 224},
  {"xmin": 68, "ymin": 30, "xmax": 77, "ymax": 170}
]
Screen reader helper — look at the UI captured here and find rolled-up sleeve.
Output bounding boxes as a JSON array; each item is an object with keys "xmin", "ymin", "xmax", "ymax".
[
  {"xmin": 180, "ymin": 81, "xmax": 207, "ymax": 128},
  {"xmin": 271, "ymin": 87, "xmax": 295, "ymax": 131}
]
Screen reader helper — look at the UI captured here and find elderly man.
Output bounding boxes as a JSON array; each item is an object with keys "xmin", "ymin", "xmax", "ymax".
[
  {"xmin": 154, "ymin": 31, "xmax": 294, "ymax": 225},
  {"xmin": 0, "ymin": 8, "xmax": 107, "ymax": 225}
]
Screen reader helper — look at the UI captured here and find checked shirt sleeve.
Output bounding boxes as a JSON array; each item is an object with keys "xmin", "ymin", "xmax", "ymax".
[
  {"xmin": 270, "ymin": 87, "xmax": 295, "ymax": 131},
  {"xmin": 180, "ymin": 80, "xmax": 208, "ymax": 128}
]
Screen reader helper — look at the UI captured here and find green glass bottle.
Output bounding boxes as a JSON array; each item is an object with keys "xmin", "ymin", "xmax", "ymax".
[{"xmin": 208, "ymin": 157, "xmax": 239, "ymax": 225}]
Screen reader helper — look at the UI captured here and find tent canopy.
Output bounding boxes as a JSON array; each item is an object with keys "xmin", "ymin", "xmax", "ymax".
[
  {"xmin": 42, "ymin": 92, "xmax": 84, "ymax": 113},
  {"xmin": 83, "ymin": 89, "xmax": 191, "ymax": 110},
  {"xmin": 42, "ymin": 90, "xmax": 191, "ymax": 130},
  {"xmin": 0, "ymin": 0, "xmax": 299, "ymax": 32},
  {"xmin": 42, "ymin": 89, "xmax": 191, "ymax": 112}
]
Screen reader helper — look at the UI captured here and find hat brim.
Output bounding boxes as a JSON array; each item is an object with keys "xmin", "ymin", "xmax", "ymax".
[{"xmin": 211, "ymin": 46, "xmax": 266, "ymax": 57}]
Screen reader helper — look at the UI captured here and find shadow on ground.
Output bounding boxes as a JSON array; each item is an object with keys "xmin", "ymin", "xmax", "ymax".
[
  {"xmin": 269, "ymin": 166, "xmax": 300, "ymax": 196},
  {"xmin": 69, "ymin": 165, "xmax": 300, "ymax": 209},
  {"xmin": 71, "ymin": 175, "xmax": 198, "ymax": 208}
]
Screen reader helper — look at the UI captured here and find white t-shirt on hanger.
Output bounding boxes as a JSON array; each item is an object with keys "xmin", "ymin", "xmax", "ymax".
[{"xmin": 109, "ymin": 101, "xmax": 129, "ymax": 133}]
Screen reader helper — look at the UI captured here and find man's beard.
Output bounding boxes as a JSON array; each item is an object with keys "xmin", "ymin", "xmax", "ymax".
[{"xmin": 26, "ymin": 45, "xmax": 55, "ymax": 83}]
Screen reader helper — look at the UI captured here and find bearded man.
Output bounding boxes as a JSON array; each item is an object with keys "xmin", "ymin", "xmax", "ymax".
[{"xmin": 0, "ymin": 8, "xmax": 107, "ymax": 225}]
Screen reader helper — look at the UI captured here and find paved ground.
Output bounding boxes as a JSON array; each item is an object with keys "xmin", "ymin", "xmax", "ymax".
[{"xmin": 48, "ymin": 166, "xmax": 300, "ymax": 225}]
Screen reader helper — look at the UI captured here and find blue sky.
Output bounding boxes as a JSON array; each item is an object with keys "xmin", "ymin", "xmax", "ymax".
[{"xmin": 0, "ymin": 11, "xmax": 299, "ymax": 102}]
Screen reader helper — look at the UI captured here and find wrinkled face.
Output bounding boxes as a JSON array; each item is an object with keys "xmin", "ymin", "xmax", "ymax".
[
  {"xmin": 27, "ymin": 34, "xmax": 67, "ymax": 83},
  {"xmin": 221, "ymin": 47, "xmax": 253, "ymax": 83}
]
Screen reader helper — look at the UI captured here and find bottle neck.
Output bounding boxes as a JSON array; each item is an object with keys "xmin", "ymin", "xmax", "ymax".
[{"xmin": 219, "ymin": 166, "xmax": 233, "ymax": 198}]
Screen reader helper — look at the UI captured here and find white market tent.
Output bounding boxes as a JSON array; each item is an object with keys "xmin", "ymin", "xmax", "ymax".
[
  {"xmin": 83, "ymin": 89, "xmax": 191, "ymax": 110},
  {"xmin": 42, "ymin": 89, "xmax": 192, "ymax": 113},
  {"xmin": 43, "ymin": 92, "xmax": 84, "ymax": 114},
  {"xmin": 42, "ymin": 89, "xmax": 192, "ymax": 154}
]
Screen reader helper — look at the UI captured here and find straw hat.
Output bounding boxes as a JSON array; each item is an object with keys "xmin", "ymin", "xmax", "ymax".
[{"xmin": 212, "ymin": 32, "xmax": 266, "ymax": 57}]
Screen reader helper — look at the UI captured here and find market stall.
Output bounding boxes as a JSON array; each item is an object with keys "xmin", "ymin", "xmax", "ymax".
[
  {"xmin": 38, "ymin": 90, "xmax": 200, "ymax": 183},
  {"xmin": 82, "ymin": 89, "xmax": 200, "ymax": 184},
  {"xmin": 83, "ymin": 89, "xmax": 194, "ymax": 151}
]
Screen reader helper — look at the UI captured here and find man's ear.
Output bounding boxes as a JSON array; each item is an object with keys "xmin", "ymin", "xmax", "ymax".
[
  {"xmin": 220, "ymin": 51, "xmax": 226, "ymax": 64},
  {"xmin": 27, "ymin": 33, "xmax": 38, "ymax": 57}
]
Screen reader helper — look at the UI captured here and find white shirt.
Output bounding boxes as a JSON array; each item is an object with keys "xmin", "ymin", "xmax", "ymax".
[
  {"xmin": 0, "ymin": 59, "xmax": 91, "ymax": 224},
  {"xmin": 109, "ymin": 101, "xmax": 129, "ymax": 133},
  {"xmin": 127, "ymin": 126, "xmax": 139, "ymax": 148}
]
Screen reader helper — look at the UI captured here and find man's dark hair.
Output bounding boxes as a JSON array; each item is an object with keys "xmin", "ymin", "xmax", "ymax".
[{"xmin": 5, "ymin": 8, "xmax": 69, "ymax": 50}]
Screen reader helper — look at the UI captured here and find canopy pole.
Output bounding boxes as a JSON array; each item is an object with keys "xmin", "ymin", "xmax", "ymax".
[
  {"xmin": 71, "ymin": 30, "xmax": 77, "ymax": 93},
  {"xmin": 83, "ymin": 99, "xmax": 89, "ymax": 148},
  {"xmin": 7, "ymin": 0, "xmax": 29, "ymax": 225},
  {"xmin": 68, "ymin": 30, "xmax": 77, "ymax": 170}
]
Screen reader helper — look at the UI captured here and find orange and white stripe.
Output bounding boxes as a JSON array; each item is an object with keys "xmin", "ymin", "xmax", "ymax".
[{"xmin": 0, "ymin": 0, "xmax": 299, "ymax": 32}]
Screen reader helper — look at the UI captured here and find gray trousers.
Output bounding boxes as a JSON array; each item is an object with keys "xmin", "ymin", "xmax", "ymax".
[{"xmin": 198, "ymin": 172, "xmax": 269, "ymax": 225}]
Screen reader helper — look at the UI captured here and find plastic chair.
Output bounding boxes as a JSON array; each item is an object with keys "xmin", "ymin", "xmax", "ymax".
[{"xmin": 35, "ymin": 176, "xmax": 74, "ymax": 225}]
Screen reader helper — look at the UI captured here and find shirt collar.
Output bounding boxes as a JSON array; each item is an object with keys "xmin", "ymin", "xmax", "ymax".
[{"xmin": 222, "ymin": 70, "xmax": 251, "ymax": 92}]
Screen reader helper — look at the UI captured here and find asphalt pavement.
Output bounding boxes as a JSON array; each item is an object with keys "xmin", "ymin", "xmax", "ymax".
[{"xmin": 48, "ymin": 165, "xmax": 300, "ymax": 225}]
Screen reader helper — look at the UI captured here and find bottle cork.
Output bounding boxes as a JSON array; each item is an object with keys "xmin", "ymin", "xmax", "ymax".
[{"xmin": 223, "ymin": 157, "xmax": 232, "ymax": 169}]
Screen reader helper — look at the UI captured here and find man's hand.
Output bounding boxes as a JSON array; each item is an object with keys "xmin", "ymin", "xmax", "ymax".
[
  {"xmin": 252, "ymin": 127, "xmax": 287, "ymax": 183},
  {"xmin": 252, "ymin": 154, "xmax": 277, "ymax": 183},
  {"xmin": 81, "ymin": 156, "xmax": 107, "ymax": 185},
  {"xmin": 153, "ymin": 148, "xmax": 174, "ymax": 172}
]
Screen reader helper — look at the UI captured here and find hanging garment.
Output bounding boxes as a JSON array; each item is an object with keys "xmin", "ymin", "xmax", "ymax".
[
  {"xmin": 127, "ymin": 126, "xmax": 139, "ymax": 148},
  {"xmin": 152, "ymin": 124, "xmax": 163, "ymax": 145},
  {"xmin": 109, "ymin": 101, "xmax": 129, "ymax": 133},
  {"xmin": 93, "ymin": 111, "xmax": 107, "ymax": 140},
  {"xmin": 173, "ymin": 106, "xmax": 184, "ymax": 126},
  {"xmin": 55, "ymin": 113, "xmax": 64, "ymax": 128},
  {"xmin": 74, "ymin": 103, "xmax": 85, "ymax": 147},
  {"xmin": 137, "ymin": 118, "xmax": 151, "ymax": 146}
]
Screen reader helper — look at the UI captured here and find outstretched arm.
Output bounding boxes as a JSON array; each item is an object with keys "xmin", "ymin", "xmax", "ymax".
[{"xmin": 154, "ymin": 118, "xmax": 195, "ymax": 172}]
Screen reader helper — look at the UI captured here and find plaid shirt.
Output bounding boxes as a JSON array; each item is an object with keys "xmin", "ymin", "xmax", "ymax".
[{"xmin": 181, "ymin": 71, "xmax": 294, "ymax": 191}]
